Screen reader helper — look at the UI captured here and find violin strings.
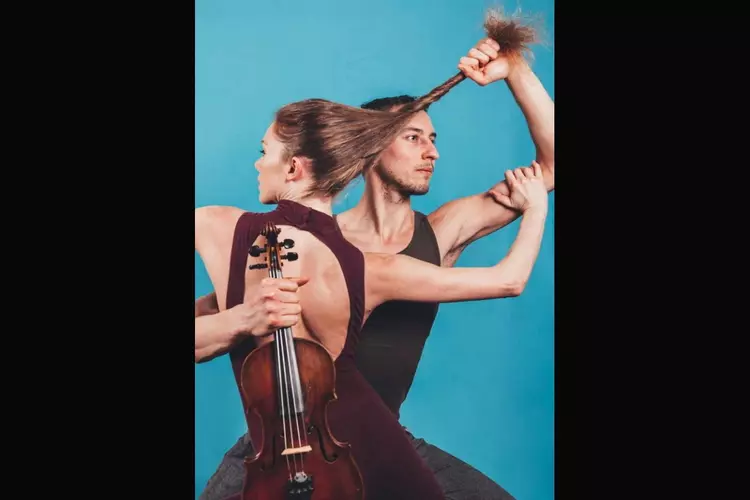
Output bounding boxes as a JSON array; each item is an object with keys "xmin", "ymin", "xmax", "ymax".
[
  {"xmin": 272, "ymin": 263, "xmax": 297, "ymax": 477},
  {"xmin": 275, "ymin": 309, "xmax": 294, "ymax": 478},
  {"xmin": 280, "ymin": 323, "xmax": 302, "ymax": 474},
  {"xmin": 276, "ymin": 254, "xmax": 306, "ymax": 459},
  {"xmin": 282, "ymin": 323, "xmax": 306, "ymax": 473},
  {"xmin": 280, "ymin": 320, "xmax": 302, "ymax": 475},
  {"xmin": 277, "ymin": 253, "xmax": 308, "ymax": 472},
  {"xmin": 286, "ymin": 323, "xmax": 306, "ymax": 471},
  {"xmin": 273, "ymin": 258, "xmax": 304, "ymax": 474}
]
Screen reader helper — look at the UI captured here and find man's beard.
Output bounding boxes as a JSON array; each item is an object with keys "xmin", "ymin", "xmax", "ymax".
[{"xmin": 374, "ymin": 162, "xmax": 430, "ymax": 198}]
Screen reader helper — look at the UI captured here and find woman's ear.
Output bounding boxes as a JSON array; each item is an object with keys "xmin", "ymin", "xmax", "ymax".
[{"xmin": 288, "ymin": 156, "xmax": 312, "ymax": 182}]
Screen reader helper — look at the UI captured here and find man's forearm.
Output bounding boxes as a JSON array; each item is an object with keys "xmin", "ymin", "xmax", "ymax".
[
  {"xmin": 492, "ymin": 207, "xmax": 547, "ymax": 290},
  {"xmin": 506, "ymin": 61, "xmax": 554, "ymax": 175},
  {"xmin": 195, "ymin": 310, "xmax": 243, "ymax": 363}
]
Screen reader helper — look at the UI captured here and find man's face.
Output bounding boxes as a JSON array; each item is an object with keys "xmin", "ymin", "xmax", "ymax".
[{"xmin": 374, "ymin": 110, "xmax": 439, "ymax": 196}]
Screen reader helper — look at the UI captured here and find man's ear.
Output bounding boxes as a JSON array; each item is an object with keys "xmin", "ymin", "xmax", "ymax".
[{"xmin": 287, "ymin": 156, "xmax": 312, "ymax": 182}]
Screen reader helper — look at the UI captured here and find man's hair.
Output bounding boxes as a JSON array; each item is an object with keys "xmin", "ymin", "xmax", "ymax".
[{"xmin": 274, "ymin": 8, "xmax": 538, "ymax": 198}]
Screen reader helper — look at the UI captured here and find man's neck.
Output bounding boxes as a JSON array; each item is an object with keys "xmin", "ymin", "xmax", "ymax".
[{"xmin": 349, "ymin": 178, "xmax": 414, "ymax": 240}]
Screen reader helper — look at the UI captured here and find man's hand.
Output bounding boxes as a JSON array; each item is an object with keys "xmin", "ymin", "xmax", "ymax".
[
  {"xmin": 458, "ymin": 37, "xmax": 515, "ymax": 86},
  {"xmin": 489, "ymin": 161, "xmax": 547, "ymax": 214},
  {"xmin": 229, "ymin": 277, "xmax": 308, "ymax": 337}
]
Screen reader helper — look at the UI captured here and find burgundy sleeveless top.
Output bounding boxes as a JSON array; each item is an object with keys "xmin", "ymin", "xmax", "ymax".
[
  {"xmin": 223, "ymin": 200, "xmax": 365, "ymax": 408},
  {"xmin": 219, "ymin": 200, "xmax": 447, "ymax": 500}
]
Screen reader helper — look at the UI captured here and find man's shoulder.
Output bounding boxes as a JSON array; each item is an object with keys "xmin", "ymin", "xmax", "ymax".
[
  {"xmin": 413, "ymin": 209, "xmax": 429, "ymax": 222},
  {"xmin": 332, "ymin": 206, "xmax": 362, "ymax": 233},
  {"xmin": 334, "ymin": 206, "xmax": 422, "ymax": 222}
]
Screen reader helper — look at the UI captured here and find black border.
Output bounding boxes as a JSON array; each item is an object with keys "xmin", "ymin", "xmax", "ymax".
[
  {"xmin": 553, "ymin": 11, "xmax": 730, "ymax": 500},
  {"xmin": 37, "ymin": 3, "xmax": 730, "ymax": 499},
  {"xmin": 37, "ymin": 2, "xmax": 197, "ymax": 497}
]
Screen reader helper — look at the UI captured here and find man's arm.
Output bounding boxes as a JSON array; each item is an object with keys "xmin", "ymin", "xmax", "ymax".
[
  {"xmin": 506, "ymin": 60, "xmax": 554, "ymax": 186},
  {"xmin": 430, "ymin": 43, "xmax": 554, "ymax": 267}
]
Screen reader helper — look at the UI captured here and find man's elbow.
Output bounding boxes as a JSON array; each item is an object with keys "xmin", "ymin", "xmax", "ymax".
[
  {"xmin": 540, "ymin": 160, "xmax": 555, "ymax": 191},
  {"xmin": 498, "ymin": 279, "xmax": 528, "ymax": 298}
]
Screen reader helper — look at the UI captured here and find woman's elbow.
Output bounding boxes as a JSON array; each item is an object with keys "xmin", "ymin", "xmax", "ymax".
[
  {"xmin": 195, "ymin": 294, "xmax": 219, "ymax": 317},
  {"xmin": 194, "ymin": 347, "xmax": 217, "ymax": 364}
]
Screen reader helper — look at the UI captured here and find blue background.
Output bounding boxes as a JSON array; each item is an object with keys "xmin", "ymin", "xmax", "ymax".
[{"xmin": 195, "ymin": 0, "xmax": 554, "ymax": 498}]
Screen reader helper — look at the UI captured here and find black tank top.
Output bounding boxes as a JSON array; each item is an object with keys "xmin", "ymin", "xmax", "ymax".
[{"xmin": 338, "ymin": 211, "xmax": 441, "ymax": 419}]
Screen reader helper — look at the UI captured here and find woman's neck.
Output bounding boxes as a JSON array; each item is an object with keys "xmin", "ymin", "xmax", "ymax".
[{"xmin": 279, "ymin": 193, "xmax": 333, "ymax": 216}]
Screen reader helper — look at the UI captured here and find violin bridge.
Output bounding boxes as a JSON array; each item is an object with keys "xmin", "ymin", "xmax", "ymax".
[{"xmin": 281, "ymin": 445, "xmax": 312, "ymax": 456}]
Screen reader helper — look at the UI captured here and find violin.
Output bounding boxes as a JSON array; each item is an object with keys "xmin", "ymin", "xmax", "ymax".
[{"xmin": 239, "ymin": 221, "xmax": 364, "ymax": 500}]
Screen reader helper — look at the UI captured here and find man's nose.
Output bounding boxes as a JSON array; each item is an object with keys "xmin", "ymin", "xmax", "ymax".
[{"xmin": 423, "ymin": 141, "xmax": 439, "ymax": 160}]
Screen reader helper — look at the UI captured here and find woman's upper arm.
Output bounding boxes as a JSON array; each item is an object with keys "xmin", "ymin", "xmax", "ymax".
[
  {"xmin": 365, "ymin": 253, "xmax": 457, "ymax": 308},
  {"xmin": 365, "ymin": 253, "xmax": 514, "ymax": 307}
]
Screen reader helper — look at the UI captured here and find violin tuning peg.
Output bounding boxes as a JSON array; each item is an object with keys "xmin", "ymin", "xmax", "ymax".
[
  {"xmin": 249, "ymin": 263, "xmax": 268, "ymax": 270},
  {"xmin": 281, "ymin": 252, "xmax": 298, "ymax": 262},
  {"xmin": 249, "ymin": 245, "xmax": 266, "ymax": 257},
  {"xmin": 282, "ymin": 238, "xmax": 295, "ymax": 249}
]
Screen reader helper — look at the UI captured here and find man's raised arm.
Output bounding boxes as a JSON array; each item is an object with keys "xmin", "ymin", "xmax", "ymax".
[{"xmin": 428, "ymin": 38, "xmax": 554, "ymax": 267}]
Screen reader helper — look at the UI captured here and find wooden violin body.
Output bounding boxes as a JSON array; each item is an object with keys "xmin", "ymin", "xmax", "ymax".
[
  {"xmin": 239, "ymin": 338, "xmax": 363, "ymax": 499},
  {"xmin": 239, "ymin": 221, "xmax": 364, "ymax": 500}
]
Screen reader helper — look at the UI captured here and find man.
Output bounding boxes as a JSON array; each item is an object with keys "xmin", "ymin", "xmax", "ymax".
[{"xmin": 197, "ymin": 36, "xmax": 554, "ymax": 500}]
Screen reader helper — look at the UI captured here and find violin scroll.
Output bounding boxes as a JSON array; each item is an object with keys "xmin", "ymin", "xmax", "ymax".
[{"xmin": 248, "ymin": 222, "xmax": 298, "ymax": 271}]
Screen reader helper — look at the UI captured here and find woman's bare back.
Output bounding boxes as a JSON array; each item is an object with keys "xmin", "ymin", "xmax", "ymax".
[
  {"xmin": 244, "ymin": 226, "xmax": 352, "ymax": 359},
  {"xmin": 198, "ymin": 205, "xmax": 354, "ymax": 360}
]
